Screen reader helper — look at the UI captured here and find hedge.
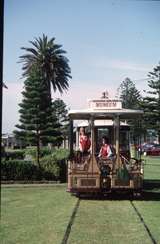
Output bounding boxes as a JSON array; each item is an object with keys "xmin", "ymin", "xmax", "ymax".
[
  {"xmin": 25, "ymin": 147, "xmax": 69, "ymax": 160},
  {"xmin": 4, "ymin": 150, "xmax": 25, "ymax": 160},
  {"xmin": 40, "ymin": 152, "xmax": 68, "ymax": 182},
  {"xmin": 1, "ymin": 148, "xmax": 69, "ymax": 182},
  {"xmin": 1, "ymin": 160, "xmax": 58, "ymax": 181}
]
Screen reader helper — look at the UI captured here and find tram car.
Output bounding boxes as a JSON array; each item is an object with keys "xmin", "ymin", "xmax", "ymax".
[{"xmin": 67, "ymin": 92, "xmax": 144, "ymax": 196}]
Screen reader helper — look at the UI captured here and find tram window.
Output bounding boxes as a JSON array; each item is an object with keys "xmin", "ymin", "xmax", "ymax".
[
  {"xmin": 96, "ymin": 128, "xmax": 109, "ymax": 152},
  {"xmin": 98, "ymin": 128, "xmax": 109, "ymax": 138}
]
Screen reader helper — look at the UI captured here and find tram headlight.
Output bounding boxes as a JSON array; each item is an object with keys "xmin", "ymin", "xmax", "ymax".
[
  {"xmin": 103, "ymin": 178, "xmax": 107, "ymax": 183},
  {"xmin": 140, "ymin": 168, "xmax": 143, "ymax": 174}
]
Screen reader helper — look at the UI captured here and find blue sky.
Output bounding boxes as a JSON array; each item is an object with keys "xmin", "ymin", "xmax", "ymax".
[{"xmin": 3, "ymin": 0, "xmax": 160, "ymax": 133}]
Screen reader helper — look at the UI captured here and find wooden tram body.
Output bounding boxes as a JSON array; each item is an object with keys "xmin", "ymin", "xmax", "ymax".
[{"xmin": 67, "ymin": 94, "xmax": 144, "ymax": 196}]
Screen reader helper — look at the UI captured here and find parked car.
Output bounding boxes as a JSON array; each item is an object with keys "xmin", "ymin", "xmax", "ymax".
[
  {"xmin": 142, "ymin": 143, "xmax": 155, "ymax": 153},
  {"xmin": 147, "ymin": 144, "xmax": 160, "ymax": 156},
  {"xmin": 137, "ymin": 143, "xmax": 155, "ymax": 154}
]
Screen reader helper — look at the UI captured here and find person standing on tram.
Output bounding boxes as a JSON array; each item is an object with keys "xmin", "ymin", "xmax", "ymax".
[
  {"xmin": 79, "ymin": 127, "xmax": 91, "ymax": 155},
  {"xmin": 98, "ymin": 136, "xmax": 112, "ymax": 159}
]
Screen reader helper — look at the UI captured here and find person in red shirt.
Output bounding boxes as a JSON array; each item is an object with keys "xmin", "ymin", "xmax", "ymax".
[
  {"xmin": 79, "ymin": 127, "xmax": 91, "ymax": 154},
  {"xmin": 98, "ymin": 136, "xmax": 112, "ymax": 159}
]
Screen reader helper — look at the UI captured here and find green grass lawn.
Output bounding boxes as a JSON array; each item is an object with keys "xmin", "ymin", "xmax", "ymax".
[
  {"xmin": 143, "ymin": 156, "xmax": 160, "ymax": 180},
  {"xmin": 1, "ymin": 185, "xmax": 77, "ymax": 244},
  {"xmin": 1, "ymin": 156, "xmax": 160, "ymax": 244},
  {"xmin": 133, "ymin": 156, "xmax": 160, "ymax": 243},
  {"xmin": 133, "ymin": 200, "xmax": 160, "ymax": 243},
  {"xmin": 68, "ymin": 200, "xmax": 152, "ymax": 244}
]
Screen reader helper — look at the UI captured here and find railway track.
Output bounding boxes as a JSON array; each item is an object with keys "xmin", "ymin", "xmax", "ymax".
[
  {"xmin": 130, "ymin": 201, "xmax": 157, "ymax": 244},
  {"xmin": 61, "ymin": 199, "xmax": 81, "ymax": 244},
  {"xmin": 62, "ymin": 197, "xmax": 158, "ymax": 244}
]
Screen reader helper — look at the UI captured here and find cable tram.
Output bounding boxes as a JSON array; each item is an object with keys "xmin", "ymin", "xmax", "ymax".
[{"xmin": 67, "ymin": 92, "xmax": 144, "ymax": 196}]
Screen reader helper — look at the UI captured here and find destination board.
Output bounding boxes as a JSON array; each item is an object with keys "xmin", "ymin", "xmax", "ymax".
[{"xmin": 88, "ymin": 99, "xmax": 122, "ymax": 110}]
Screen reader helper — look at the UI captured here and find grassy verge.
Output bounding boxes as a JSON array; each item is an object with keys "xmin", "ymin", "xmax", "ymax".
[
  {"xmin": 0, "ymin": 185, "xmax": 76, "ymax": 244},
  {"xmin": 143, "ymin": 156, "xmax": 160, "ymax": 180},
  {"xmin": 133, "ymin": 200, "xmax": 160, "ymax": 243},
  {"xmin": 132, "ymin": 156, "xmax": 160, "ymax": 243}
]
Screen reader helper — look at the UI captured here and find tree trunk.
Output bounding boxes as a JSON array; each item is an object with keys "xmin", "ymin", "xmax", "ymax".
[
  {"xmin": 36, "ymin": 133, "xmax": 41, "ymax": 169},
  {"xmin": 46, "ymin": 74, "xmax": 52, "ymax": 102}
]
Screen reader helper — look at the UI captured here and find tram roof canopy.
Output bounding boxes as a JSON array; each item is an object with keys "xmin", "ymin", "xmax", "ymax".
[{"xmin": 68, "ymin": 108, "xmax": 143, "ymax": 120}]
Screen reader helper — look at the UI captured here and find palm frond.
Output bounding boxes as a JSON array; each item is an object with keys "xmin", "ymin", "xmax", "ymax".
[{"xmin": 19, "ymin": 34, "xmax": 71, "ymax": 94}]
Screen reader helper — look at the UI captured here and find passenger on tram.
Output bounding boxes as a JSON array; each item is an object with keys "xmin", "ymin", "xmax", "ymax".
[
  {"xmin": 79, "ymin": 127, "xmax": 91, "ymax": 155},
  {"xmin": 98, "ymin": 136, "xmax": 112, "ymax": 159}
]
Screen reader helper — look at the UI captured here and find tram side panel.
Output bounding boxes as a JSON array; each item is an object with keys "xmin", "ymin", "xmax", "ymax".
[{"xmin": 67, "ymin": 154, "xmax": 101, "ymax": 193}]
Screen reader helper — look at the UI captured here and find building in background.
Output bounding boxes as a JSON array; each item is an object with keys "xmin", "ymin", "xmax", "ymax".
[{"xmin": 2, "ymin": 133, "xmax": 25, "ymax": 149}]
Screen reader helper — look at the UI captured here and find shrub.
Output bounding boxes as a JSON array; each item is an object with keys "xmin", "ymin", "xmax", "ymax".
[
  {"xmin": 1, "ymin": 159, "xmax": 41, "ymax": 180},
  {"xmin": 50, "ymin": 148, "xmax": 69, "ymax": 182},
  {"xmin": 5, "ymin": 149, "xmax": 25, "ymax": 160},
  {"xmin": 25, "ymin": 146, "xmax": 55, "ymax": 161},
  {"xmin": 24, "ymin": 147, "xmax": 37, "ymax": 161},
  {"xmin": 1, "ymin": 159, "xmax": 60, "ymax": 181},
  {"xmin": 40, "ymin": 155, "xmax": 60, "ymax": 180},
  {"xmin": 1, "ymin": 148, "xmax": 69, "ymax": 182},
  {"xmin": 40, "ymin": 148, "xmax": 69, "ymax": 182},
  {"xmin": 57, "ymin": 159, "xmax": 67, "ymax": 183},
  {"xmin": 52, "ymin": 148, "xmax": 69, "ymax": 161},
  {"xmin": 40, "ymin": 147, "xmax": 55, "ymax": 157}
]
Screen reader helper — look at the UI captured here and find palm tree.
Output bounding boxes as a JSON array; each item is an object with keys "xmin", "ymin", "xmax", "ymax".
[{"xmin": 19, "ymin": 34, "xmax": 71, "ymax": 97}]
